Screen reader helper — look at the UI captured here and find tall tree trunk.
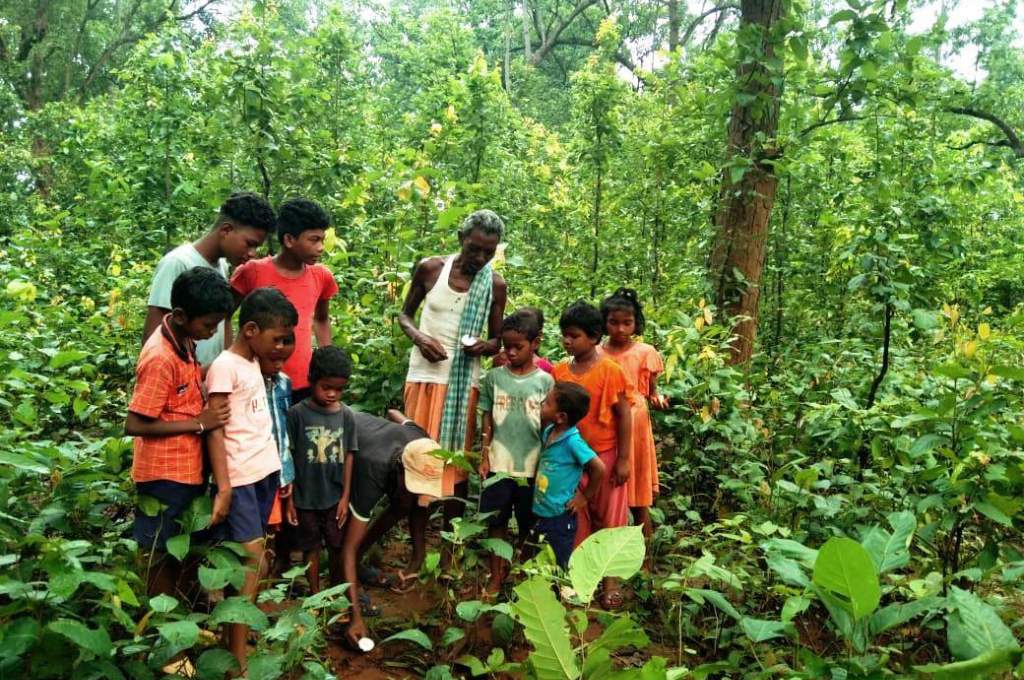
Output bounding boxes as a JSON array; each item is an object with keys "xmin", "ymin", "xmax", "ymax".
[
  {"xmin": 522, "ymin": 0, "xmax": 532, "ymax": 63},
  {"xmin": 707, "ymin": 0, "xmax": 786, "ymax": 364},
  {"xmin": 667, "ymin": 0, "xmax": 680, "ymax": 52}
]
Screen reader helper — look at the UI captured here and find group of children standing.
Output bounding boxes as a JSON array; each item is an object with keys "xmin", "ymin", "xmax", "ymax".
[
  {"xmin": 478, "ymin": 292, "xmax": 665, "ymax": 609},
  {"xmin": 125, "ymin": 192, "xmax": 666, "ymax": 671}
]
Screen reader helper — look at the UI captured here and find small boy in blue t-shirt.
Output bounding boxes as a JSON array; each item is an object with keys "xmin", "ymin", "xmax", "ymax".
[{"xmin": 533, "ymin": 382, "xmax": 607, "ymax": 568}]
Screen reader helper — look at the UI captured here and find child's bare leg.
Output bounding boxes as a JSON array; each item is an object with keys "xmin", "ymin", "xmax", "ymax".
[
  {"xmin": 143, "ymin": 551, "xmax": 179, "ymax": 597},
  {"xmin": 229, "ymin": 539, "xmax": 266, "ymax": 674},
  {"xmin": 631, "ymin": 506, "xmax": 654, "ymax": 569},
  {"xmin": 407, "ymin": 505, "xmax": 428, "ymax": 572},
  {"xmin": 484, "ymin": 527, "xmax": 508, "ymax": 594},
  {"xmin": 305, "ymin": 549, "xmax": 321, "ymax": 594},
  {"xmin": 327, "ymin": 547, "xmax": 343, "ymax": 587}
]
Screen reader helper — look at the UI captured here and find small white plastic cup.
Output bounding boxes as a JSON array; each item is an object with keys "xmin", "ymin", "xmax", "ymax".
[
  {"xmin": 358, "ymin": 637, "xmax": 375, "ymax": 652},
  {"xmin": 461, "ymin": 334, "xmax": 477, "ymax": 348}
]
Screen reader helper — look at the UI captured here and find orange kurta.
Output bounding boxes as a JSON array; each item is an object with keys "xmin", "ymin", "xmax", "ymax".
[
  {"xmin": 551, "ymin": 358, "xmax": 630, "ymax": 541},
  {"xmin": 403, "ymin": 382, "xmax": 478, "ymax": 493},
  {"xmin": 602, "ymin": 342, "xmax": 665, "ymax": 507},
  {"xmin": 551, "ymin": 358, "xmax": 628, "ymax": 454}
]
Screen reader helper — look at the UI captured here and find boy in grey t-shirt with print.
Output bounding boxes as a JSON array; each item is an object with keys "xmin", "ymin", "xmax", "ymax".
[
  {"xmin": 478, "ymin": 310, "xmax": 555, "ymax": 595},
  {"xmin": 286, "ymin": 346, "xmax": 358, "ymax": 594}
]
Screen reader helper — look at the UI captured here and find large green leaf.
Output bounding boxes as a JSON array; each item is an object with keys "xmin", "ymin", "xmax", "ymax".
[
  {"xmin": 812, "ymin": 537, "xmax": 881, "ymax": 620},
  {"xmin": 868, "ymin": 596, "xmax": 944, "ymax": 637},
  {"xmin": 382, "ymin": 628, "xmax": 433, "ymax": 650},
  {"xmin": 760, "ymin": 538, "xmax": 818, "ymax": 569},
  {"xmin": 157, "ymin": 620, "xmax": 200, "ymax": 649},
  {"xmin": 208, "ymin": 596, "xmax": 269, "ymax": 631},
  {"xmin": 946, "ymin": 587, "xmax": 1019, "ymax": 660},
  {"xmin": 568, "ymin": 526, "xmax": 644, "ymax": 605},
  {"xmin": 48, "ymin": 619, "xmax": 113, "ymax": 657},
  {"xmin": 915, "ymin": 647, "xmax": 1023, "ymax": 679},
  {"xmin": 588, "ymin": 614, "xmax": 649, "ymax": 656},
  {"xmin": 511, "ymin": 575, "xmax": 579, "ymax": 680},
  {"xmin": 684, "ymin": 588, "xmax": 741, "ymax": 621},
  {"xmin": 739, "ymin": 617, "xmax": 792, "ymax": 643},
  {"xmin": 860, "ymin": 510, "xmax": 916, "ymax": 573}
]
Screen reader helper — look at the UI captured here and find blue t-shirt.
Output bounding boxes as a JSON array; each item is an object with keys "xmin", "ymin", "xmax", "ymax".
[{"xmin": 533, "ymin": 425, "xmax": 596, "ymax": 518}]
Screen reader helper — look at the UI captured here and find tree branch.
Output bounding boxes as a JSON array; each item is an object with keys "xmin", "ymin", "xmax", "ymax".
[
  {"xmin": 799, "ymin": 115, "xmax": 865, "ymax": 137},
  {"xmin": 530, "ymin": 0, "xmax": 600, "ymax": 66},
  {"xmin": 77, "ymin": 0, "xmax": 220, "ymax": 99},
  {"xmin": 679, "ymin": 3, "xmax": 740, "ymax": 50},
  {"xmin": 946, "ymin": 106, "xmax": 1024, "ymax": 157},
  {"xmin": 948, "ymin": 138, "xmax": 1012, "ymax": 152}
]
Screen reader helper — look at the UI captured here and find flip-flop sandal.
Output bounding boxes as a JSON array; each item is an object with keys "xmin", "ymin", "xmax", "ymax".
[
  {"xmin": 358, "ymin": 564, "xmax": 396, "ymax": 589},
  {"xmin": 390, "ymin": 570, "xmax": 418, "ymax": 594},
  {"xmin": 600, "ymin": 589, "xmax": 625, "ymax": 610},
  {"xmin": 359, "ymin": 592, "xmax": 381, "ymax": 617}
]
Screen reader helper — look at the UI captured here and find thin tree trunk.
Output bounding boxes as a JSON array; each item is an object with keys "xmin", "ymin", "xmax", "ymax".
[
  {"xmin": 522, "ymin": 0, "xmax": 532, "ymax": 63},
  {"xmin": 771, "ymin": 174, "xmax": 791, "ymax": 358},
  {"xmin": 503, "ymin": 2, "xmax": 512, "ymax": 90},
  {"xmin": 591, "ymin": 160, "xmax": 603, "ymax": 299},
  {"xmin": 707, "ymin": 0, "xmax": 786, "ymax": 364},
  {"xmin": 668, "ymin": 0, "xmax": 680, "ymax": 51}
]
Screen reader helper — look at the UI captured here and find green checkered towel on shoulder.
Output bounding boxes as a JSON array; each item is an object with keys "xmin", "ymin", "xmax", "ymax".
[{"xmin": 439, "ymin": 262, "xmax": 493, "ymax": 451}]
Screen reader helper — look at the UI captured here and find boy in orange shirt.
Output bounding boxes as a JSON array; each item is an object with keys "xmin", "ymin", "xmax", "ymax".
[{"xmin": 126, "ymin": 267, "xmax": 235, "ymax": 596}]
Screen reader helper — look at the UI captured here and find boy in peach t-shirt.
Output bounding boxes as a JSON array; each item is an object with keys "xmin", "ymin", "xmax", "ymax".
[{"xmin": 205, "ymin": 287, "xmax": 298, "ymax": 674}]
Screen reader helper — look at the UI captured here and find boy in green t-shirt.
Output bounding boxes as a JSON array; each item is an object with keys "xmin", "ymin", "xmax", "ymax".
[{"xmin": 478, "ymin": 310, "xmax": 555, "ymax": 595}]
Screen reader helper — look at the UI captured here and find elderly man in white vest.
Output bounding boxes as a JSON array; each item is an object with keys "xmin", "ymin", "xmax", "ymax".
[{"xmin": 396, "ymin": 210, "xmax": 508, "ymax": 572}]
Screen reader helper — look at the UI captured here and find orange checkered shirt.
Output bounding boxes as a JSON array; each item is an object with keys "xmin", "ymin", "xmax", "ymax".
[{"xmin": 129, "ymin": 320, "xmax": 205, "ymax": 484}]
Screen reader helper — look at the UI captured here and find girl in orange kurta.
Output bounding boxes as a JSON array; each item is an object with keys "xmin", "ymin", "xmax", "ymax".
[
  {"xmin": 600, "ymin": 288, "xmax": 667, "ymax": 561},
  {"xmin": 552, "ymin": 301, "xmax": 631, "ymax": 609}
]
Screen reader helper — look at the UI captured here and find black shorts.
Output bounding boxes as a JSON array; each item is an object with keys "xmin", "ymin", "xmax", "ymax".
[
  {"xmin": 479, "ymin": 476, "xmax": 535, "ymax": 533},
  {"xmin": 295, "ymin": 507, "xmax": 345, "ymax": 551},
  {"xmin": 134, "ymin": 480, "xmax": 206, "ymax": 551}
]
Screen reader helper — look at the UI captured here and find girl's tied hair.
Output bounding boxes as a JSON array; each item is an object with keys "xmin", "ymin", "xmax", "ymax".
[{"xmin": 600, "ymin": 287, "xmax": 645, "ymax": 335}]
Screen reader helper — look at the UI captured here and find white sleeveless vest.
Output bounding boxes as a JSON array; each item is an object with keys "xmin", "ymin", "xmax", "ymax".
[{"xmin": 406, "ymin": 255, "xmax": 482, "ymax": 386}]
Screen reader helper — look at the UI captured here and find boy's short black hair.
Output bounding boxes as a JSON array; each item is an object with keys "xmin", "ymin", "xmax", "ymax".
[
  {"xmin": 501, "ymin": 309, "xmax": 541, "ymax": 341},
  {"xmin": 171, "ymin": 267, "xmax": 234, "ymax": 319},
  {"xmin": 277, "ymin": 197, "xmax": 330, "ymax": 245},
  {"xmin": 309, "ymin": 346, "xmax": 353, "ymax": 384},
  {"xmin": 552, "ymin": 382, "xmax": 590, "ymax": 426},
  {"xmin": 559, "ymin": 300, "xmax": 603, "ymax": 340},
  {"xmin": 216, "ymin": 192, "xmax": 276, "ymax": 233},
  {"xmin": 521, "ymin": 306, "xmax": 545, "ymax": 331},
  {"xmin": 601, "ymin": 287, "xmax": 646, "ymax": 335},
  {"xmin": 238, "ymin": 288, "xmax": 298, "ymax": 330}
]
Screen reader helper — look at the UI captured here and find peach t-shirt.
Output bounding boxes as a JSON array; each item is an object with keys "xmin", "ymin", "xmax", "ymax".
[{"xmin": 205, "ymin": 350, "xmax": 281, "ymax": 487}]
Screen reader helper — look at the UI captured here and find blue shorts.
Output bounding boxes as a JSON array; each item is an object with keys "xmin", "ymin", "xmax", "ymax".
[
  {"xmin": 212, "ymin": 472, "xmax": 280, "ymax": 543},
  {"xmin": 533, "ymin": 512, "xmax": 578, "ymax": 568},
  {"xmin": 134, "ymin": 480, "xmax": 206, "ymax": 551},
  {"xmin": 479, "ymin": 476, "xmax": 535, "ymax": 533}
]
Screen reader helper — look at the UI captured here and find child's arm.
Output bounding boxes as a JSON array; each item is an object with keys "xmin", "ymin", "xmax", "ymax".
[
  {"xmin": 648, "ymin": 370, "xmax": 668, "ymax": 410},
  {"xmin": 479, "ymin": 411, "xmax": 494, "ymax": 477},
  {"xmin": 337, "ymin": 451, "xmax": 354, "ymax": 528},
  {"xmin": 313, "ymin": 299, "xmax": 333, "ymax": 347},
  {"xmin": 611, "ymin": 393, "xmax": 632, "ymax": 486},
  {"xmin": 567, "ymin": 456, "xmax": 607, "ymax": 513},
  {"xmin": 285, "ymin": 493, "xmax": 298, "ymax": 526},
  {"xmin": 206, "ymin": 394, "xmax": 233, "ymax": 526},
  {"xmin": 125, "ymin": 397, "xmax": 229, "ymax": 437}
]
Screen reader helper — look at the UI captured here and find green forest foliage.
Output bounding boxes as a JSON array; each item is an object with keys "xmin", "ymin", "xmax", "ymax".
[{"xmin": 1, "ymin": 0, "xmax": 1023, "ymax": 677}]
